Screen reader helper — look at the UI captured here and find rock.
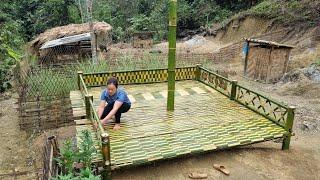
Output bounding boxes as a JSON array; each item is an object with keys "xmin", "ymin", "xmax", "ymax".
[
  {"xmin": 301, "ymin": 120, "xmax": 317, "ymax": 131},
  {"xmin": 185, "ymin": 35, "xmax": 209, "ymax": 47},
  {"xmin": 281, "ymin": 69, "xmax": 304, "ymax": 83},
  {"xmin": 303, "ymin": 63, "xmax": 320, "ymax": 82}
]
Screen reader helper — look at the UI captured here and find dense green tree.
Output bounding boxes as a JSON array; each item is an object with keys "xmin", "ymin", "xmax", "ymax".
[{"xmin": 15, "ymin": 0, "xmax": 81, "ymax": 40}]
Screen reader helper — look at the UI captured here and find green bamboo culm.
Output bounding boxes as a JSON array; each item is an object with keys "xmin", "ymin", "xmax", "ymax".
[{"xmin": 167, "ymin": 0, "xmax": 177, "ymax": 111}]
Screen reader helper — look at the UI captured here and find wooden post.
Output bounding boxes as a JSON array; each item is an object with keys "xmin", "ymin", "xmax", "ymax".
[
  {"xmin": 167, "ymin": 0, "xmax": 177, "ymax": 111},
  {"xmin": 282, "ymin": 106, "xmax": 295, "ymax": 150},
  {"xmin": 195, "ymin": 64, "xmax": 201, "ymax": 80},
  {"xmin": 101, "ymin": 133, "xmax": 111, "ymax": 180},
  {"xmin": 48, "ymin": 136, "xmax": 59, "ymax": 157},
  {"xmin": 230, "ymin": 80, "xmax": 238, "ymax": 100},
  {"xmin": 243, "ymin": 41, "xmax": 249, "ymax": 76},
  {"xmin": 85, "ymin": 95, "xmax": 93, "ymax": 119},
  {"xmin": 77, "ymin": 71, "xmax": 83, "ymax": 90}
]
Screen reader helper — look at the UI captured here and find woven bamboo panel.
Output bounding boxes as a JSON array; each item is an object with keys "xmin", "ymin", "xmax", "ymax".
[
  {"xmin": 72, "ymin": 81, "xmax": 287, "ymax": 169},
  {"xmin": 19, "ymin": 96, "xmax": 74, "ymax": 131},
  {"xmin": 82, "ymin": 67, "xmax": 197, "ymax": 87},
  {"xmin": 199, "ymin": 67, "xmax": 232, "ymax": 97}
]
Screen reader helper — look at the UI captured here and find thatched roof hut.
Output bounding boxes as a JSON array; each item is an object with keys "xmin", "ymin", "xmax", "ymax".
[{"xmin": 29, "ymin": 22, "xmax": 112, "ymax": 64}]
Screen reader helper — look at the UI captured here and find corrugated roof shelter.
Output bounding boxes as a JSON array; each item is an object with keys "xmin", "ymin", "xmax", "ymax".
[
  {"xmin": 243, "ymin": 38, "xmax": 294, "ymax": 83},
  {"xmin": 29, "ymin": 22, "xmax": 112, "ymax": 65},
  {"xmin": 40, "ymin": 33, "xmax": 91, "ymax": 50}
]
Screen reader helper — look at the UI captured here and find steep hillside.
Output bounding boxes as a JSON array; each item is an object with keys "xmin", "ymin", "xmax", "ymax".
[{"xmin": 206, "ymin": 0, "xmax": 320, "ymax": 69}]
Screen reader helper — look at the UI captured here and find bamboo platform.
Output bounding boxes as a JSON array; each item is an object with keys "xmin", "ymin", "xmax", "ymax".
[{"xmin": 71, "ymin": 80, "xmax": 288, "ymax": 169}]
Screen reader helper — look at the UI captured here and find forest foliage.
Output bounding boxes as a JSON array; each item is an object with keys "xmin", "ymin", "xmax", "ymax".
[{"xmin": 0, "ymin": 0, "xmax": 318, "ymax": 93}]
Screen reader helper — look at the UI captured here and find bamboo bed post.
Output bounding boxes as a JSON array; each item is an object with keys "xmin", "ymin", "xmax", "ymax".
[
  {"xmin": 195, "ymin": 64, "xmax": 201, "ymax": 80},
  {"xmin": 282, "ymin": 106, "xmax": 295, "ymax": 150},
  {"xmin": 167, "ymin": 0, "xmax": 177, "ymax": 111},
  {"xmin": 77, "ymin": 71, "xmax": 83, "ymax": 90},
  {"xmin": 85, "ymin": 95, "xmax": 93, "ymax": 119},
  {"xmin": 230, "ymin": 80, "xmax": 238, "ymax": 100},
  {"xmin": 101, "ymin": 133, "xmax": 111, "ymax": 180}
]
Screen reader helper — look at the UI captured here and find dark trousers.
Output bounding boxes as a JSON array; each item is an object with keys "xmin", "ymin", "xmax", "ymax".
[{"xmin": 100, "ymin": 102, "xmax": 131, "ymax": 123}]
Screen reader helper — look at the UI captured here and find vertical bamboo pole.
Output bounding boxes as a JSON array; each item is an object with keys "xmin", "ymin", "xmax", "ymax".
[
  {"xmin": 77, "ymin": 71, "xmax": 83, "ymax": 90},
  {"xmin": 282, "ymin": 106, "xmax": 295, "ymax": 150},
  {"xmin": 85, "ymin": 95, "xmax": 93, "ymax": 119},
  {"xmin": 230, "ymin": 80, "xmax": 238, "ymax": 100},
  {"xmin": 167, "ymin": 0, "xmax": 177, "ymax": 111},
  {"xmin": 101, "ymin": 133, "xmax": 111, "ymax": 179},
  {"xmin": 195, "ymin": 64, "xmax": 201, "ymax": 80}
]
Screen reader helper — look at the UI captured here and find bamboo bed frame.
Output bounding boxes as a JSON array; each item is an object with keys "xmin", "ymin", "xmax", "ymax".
[{"xmin": 71, "ymin": 65, "xmax": 295, "ymax": 179}]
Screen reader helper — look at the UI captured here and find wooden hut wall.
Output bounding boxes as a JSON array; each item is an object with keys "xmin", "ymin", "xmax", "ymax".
[
  {"xmin": 246, "ymin": 45, "xmax": 290, "ymax": 83},
  {"xmin": 246, "ymin": 46, "xmax": 270, "ymax": 81},
  {"xmin": 267, "ymin": 48, "xmax": 290, "ymax": 82}
]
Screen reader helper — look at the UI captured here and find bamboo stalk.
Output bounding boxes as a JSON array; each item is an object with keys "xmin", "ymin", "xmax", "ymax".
[
  {"xmin": 101, "ymin": 133, "xmax": 111, "ymax": 179},
  {"xmin": 85, "ymin": 95, "xmax": 93, "ymax": 119},
  {"xmin": 282, "ymin": 106, "xmax": 295, "ymax": 150},
  {"xmin": 77, "ymin": 71, "xmax": 83, "ymax": 90},
  {"xmin": 195, "ymin": 64, "xmax": 201, "ymax": 80},
  {"xmin": 167, "ymin": 0, "xmax": 177, "ymax": 111},
  {"xmin": 230, "ymin": 80, "xmax": 238, "ymax": 100}
]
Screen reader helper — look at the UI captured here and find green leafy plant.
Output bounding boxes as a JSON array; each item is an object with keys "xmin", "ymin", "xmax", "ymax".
[
  {"xmin": 315, "ymin": 58, "xmax": 320, "ymax": 66},
  {"xmin": 79, "ymin": 167, "xmax": 100, "ymax": 180},
  {"xmin": 52, "ymin": 173, "xmax": 75, "ymax": 180},
  {"xmin": 0, "ymin": 45, "xmax": 21, "ymax": 93},
  {"xmin": 55, "ymin": 139, "xmax": 76, "ymax": 174},
  {"xmin": 54, "ymin": 130, "xmax": 99, "ymax": 179},
  {"xmin": 78, "ymin": 130, "xmax": 97, "ymax": 168},
  {"xmin": 129, "ymin": 14, "xmax": 152, "ymax": 32}
]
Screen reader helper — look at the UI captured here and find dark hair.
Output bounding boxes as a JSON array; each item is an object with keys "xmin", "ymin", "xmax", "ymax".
[{"xmin": 107, "ymin": 77, "xmax": 118, "ymax": 88}]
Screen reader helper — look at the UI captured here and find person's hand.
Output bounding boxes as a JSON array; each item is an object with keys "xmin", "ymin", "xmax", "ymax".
[
  {"xmin": 100, "ymin": 119, "xmax": 106, "ymax": 125},
  {"xmin": 93, "ymin": 121, "xmax": 98, "ymax": 130}
]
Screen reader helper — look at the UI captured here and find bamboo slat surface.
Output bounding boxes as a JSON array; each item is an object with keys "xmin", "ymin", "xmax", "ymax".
[{"xmin": 72, "ymin": 80, "xmax": 286, "ymax": 169}]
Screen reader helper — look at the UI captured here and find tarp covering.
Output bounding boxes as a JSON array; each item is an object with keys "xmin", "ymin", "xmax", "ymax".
[{"xmin": 40, "ymin": 33, "xmax": 91, "ymax": 49}]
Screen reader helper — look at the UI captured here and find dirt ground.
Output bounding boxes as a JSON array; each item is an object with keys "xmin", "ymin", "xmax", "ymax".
[
  {"xmin": 0, "ymin": 93, "xmax": 40, "ymax": 179},
  {"xmin": 0, "ymin": 93, "xmax": 76, "ymax": 179},
  {"xmin": 1, "ymin": 72, "xmax": 319, "ymax": 180},
  {"xmin": 111, "ymin": 76, "xmax": 320, "ymax": 180}
]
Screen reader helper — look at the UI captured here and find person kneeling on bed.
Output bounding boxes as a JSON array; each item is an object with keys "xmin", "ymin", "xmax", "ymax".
[{"xmin": 98, "ymin": 77, "xmax": 131, "ymax": 130}]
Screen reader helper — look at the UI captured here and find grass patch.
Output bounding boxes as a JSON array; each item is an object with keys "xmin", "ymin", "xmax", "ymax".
[
  {"xmin": 248, "ymin": 0, "xmax": 317, "ymax": 26},
  {"xmin": 315, "ymin": 58, "xmax": 320, "ymax": 66},
  {"xmin": 22, "ymin": 54, "xmax": 204, "ymax": 99}
]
